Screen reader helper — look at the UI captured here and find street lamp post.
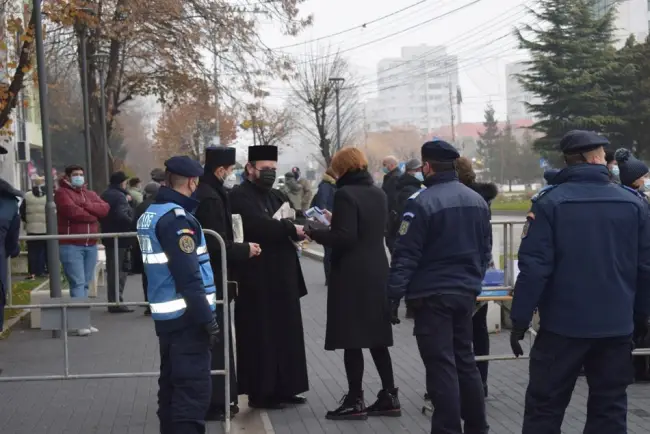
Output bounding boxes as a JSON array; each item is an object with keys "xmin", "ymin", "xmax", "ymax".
[
  {"xmin": 329, "ymin": 77, "xmax": 345, "ymax": 150},
  {"xmin": 93, "ymin": 52, "xmax": 110, "ymax": 185},
  {"xmin": 79, "ymin": 29, "xmax": 92, "ymax": 189},
  {"xmin": 33, "ymin": 0, "xmax": 63, "ymax": 336}
]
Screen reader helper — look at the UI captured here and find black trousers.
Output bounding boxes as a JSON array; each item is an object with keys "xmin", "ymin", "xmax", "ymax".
[
  {"xmin": 472, "ymin": 304, "xmax": 489, "ymax": 387},
  {"xmin": 105, "ymin": 246, "xmax": 128, "ymax": 303},
  {"xmin": 142, "ymin": 272, "xmax": 149, "ymax": 302},
  {"xmin": 26, "ymin": 238, "xmax": 47, "ymax": 276},
  {"xmin": 412, "ymin": 294, "xmax": 488, "ymax": 434},
  {"xmin": 323, "ymin": 247, "xmax": 332, "ymax": 285},
  {"xmin": 523, "ymin": 330, "xmax": 632, "ymax": 434}
]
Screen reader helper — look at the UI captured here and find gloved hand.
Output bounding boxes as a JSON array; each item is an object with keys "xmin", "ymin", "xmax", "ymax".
[
  {"xmin": 204, "ymin": 317, "xmax": 220, "ymax": 348},
  {"xmin": 390, "ymin": 299, "xmax": 401, "ymax": 325},
  {"xmin": 510, "ymin": 326, "xmax": 527, "ymax": 357}
]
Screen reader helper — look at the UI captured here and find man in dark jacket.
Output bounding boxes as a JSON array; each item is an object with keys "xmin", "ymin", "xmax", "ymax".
[
  {"xmin": 381, "ymin": 155, "xmax": 401, "ymax": 251},
  {"xmin": 132, "ymin": 182, "xmax": 161, "ymax": 315},
  {"xmin": 390, "ymin": 158, "xmax": 423, "ymax": 250},
  {"xmin": 388, "ymin": 140, "xmax": 490, "ymax": 434},
  {"xmin": 310, "ymin": 168, "xmax": 337, "ymax": 285},
  {"xmin": 0, "ymin": 145, "xmax": 22, "ymax": 339},
  {"xmin": 101, "ymin": 171, "xmax": 134, "ymax": 313},
  {"xmin": 195, "ymin": 146, "xmax": 261, "ymax": 420}
]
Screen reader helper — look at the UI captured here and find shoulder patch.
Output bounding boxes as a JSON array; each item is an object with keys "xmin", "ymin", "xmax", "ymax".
[
  {"xmin": 408, "ymin": 187, "xmax": 426, "ymax": 200},
  {"xmin": 398, "ymin": 220, "xmax": 410, "ymax": 236},
  {"xmin": 173, "ymin": 208, "xmax": 186, "ymax": 217},
  {"xmin": 178, "ymin": 235, "xmax": 195, "ymax": 253},
  {"xmin": 531, "ymin": 185, "xmax": 557, "ymax": 203}
]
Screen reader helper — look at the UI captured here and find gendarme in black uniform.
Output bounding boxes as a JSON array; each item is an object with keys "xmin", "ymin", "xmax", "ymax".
[
  {"xmin": 388, "ymin": 139, "xmax": 491, "ymax": 434},
  {"xmin": 510, "ymin": 130, "xmax": 650, "ymax": 433}
]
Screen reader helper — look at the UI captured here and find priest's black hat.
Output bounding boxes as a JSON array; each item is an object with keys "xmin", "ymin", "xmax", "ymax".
[
  {"xmin": 204, "ymin": 146, "xmax": 236, "ymax": 171},
  {"xmin": 248, "ymin": 145, "xmax": 278, "ymax": 162}
]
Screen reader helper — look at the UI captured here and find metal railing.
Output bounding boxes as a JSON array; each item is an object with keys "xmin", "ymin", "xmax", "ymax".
[{"xmin": 1, "ymin": 229, "xmax": 233, "ymax": 433}]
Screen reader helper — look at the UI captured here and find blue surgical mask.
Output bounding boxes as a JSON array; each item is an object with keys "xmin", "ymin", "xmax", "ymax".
[
  {"xmin": 611, "ymin": 165, "xmax": 620, "ymax": 176},
  {"xmin": 644, "ymin": 179, "xmax": 650, "ymax": 192},
  {"xmin": 415, "ymin": 172, "xmax": 424, "ymax": 182},
  {"xmin": 70, "ymin": 175, "xmax": 84, "ymax": 187},
  {"xmin": 382, "ymin": 167, "xmax": 389, "ymax": 174}
]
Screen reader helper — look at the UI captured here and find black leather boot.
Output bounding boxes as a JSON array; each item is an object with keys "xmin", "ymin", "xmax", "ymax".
[
  {"xmin": 326, "ymin": 392, "xmax": 367, "ymax": 420},
  {"xmin": 366, "ymin": 388, "xmax": 401, "ymax": 417}
]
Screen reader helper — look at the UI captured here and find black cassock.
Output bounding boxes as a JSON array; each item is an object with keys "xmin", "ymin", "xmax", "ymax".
[
  {"xmin": 229, "ymin": 180, "xmax": 309, "ymax": 401},
  {"xmin": 194, "ymin": 173, "xmax": 250, "ymax": 409}
]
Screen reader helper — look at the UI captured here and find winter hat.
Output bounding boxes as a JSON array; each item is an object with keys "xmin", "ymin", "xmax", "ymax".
[
  {"xmin": 110, "ymin": 171, "xmax": 128, "ymax": 185},
  {"xmin": 615, "ymin": 148, "xmax": 648, "ymax": 187},
  {"xmin": 150, "ymin": 168, "xmax": 166, "ymax": 182},
  {"xmin": 404, "ymin": 158, "xmax": 422, "ymax": 171}
]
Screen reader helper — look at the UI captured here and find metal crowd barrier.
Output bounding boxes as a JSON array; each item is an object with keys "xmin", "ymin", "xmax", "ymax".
[{"xmin": 1, "ymin": 230, "xmax": 233, "ymax": 433}]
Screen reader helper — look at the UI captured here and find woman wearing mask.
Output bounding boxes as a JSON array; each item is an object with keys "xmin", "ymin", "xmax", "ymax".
[
  {"xmin": 606, "ymin": 150, "xmax": 621, "ymax": 183},
  {"xmin": 305, "ymin": 148, "xmax": 400, "ymax": 420},
  {"xmin": 20, "ymin": 176, "xmax": 47, "ymax": 278}
]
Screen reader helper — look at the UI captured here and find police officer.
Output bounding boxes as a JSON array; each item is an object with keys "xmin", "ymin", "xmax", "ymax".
[
  {"xmin": 388, "ymin": 139, "xmax": 491, "ymax": 434},
  {"xmin": 510, "ymin": 130, "xmax": 650, "ymax": 434},
  {"xmin": 136, "ymin": 156, "xmax": 220, "ymax": 434}
]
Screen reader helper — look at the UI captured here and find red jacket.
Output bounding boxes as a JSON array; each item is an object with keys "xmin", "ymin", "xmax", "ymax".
[{"xmin": 55, "ymin": 179, "xmax": 110, "ymax": 246}]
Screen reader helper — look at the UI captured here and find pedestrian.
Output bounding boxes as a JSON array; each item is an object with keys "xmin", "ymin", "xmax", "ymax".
[
  {"xmin": 305, "ymin": 147, "xmax": 400, "ymax": 420},
  {"xmin": 132, "ymin": 182, "xmax": 160, "ymax": 316},
  {"xmin": 136, "ymin": 156, "xmax": 219, "ymax": 434},
  {"xmin": 100, "ymin": 171, "xmax": 134, "ymax": 313},
  {"xmin": 280, "ymin": 171, "xmax": 304, "ymax": 214},
  {"xmin": 195, "ymin": 146, "xmax": 262, "ymax": 421},
  {"xmin": 290, "ymin": 166, "xmax": 313, "ymax": 213},
  {"xmin": 127, "ymin": 177, "xmax": 143, "ymax": 206},
  {"xmin": 606, "ymin": 149, "xmax": 621, "ymax": 183},
  {"xmin": 381, "ymin": 155, "xmax": 401, "ymax": 251},
  {"xmin": 0, "ymin": 142, "xmax": 22, "ymax": 340},
  {"xmin": 388, "ymin": 139, "xmax": 490, "ymax": 434},
  {"xmin": 20, "ymin": 176, "xmax": 47, "ymax": 278},
  {"xmin": 229, "ymin": 145, "xmax": 309, "ymax": 409},
  {"xmin": 55, "ymin": 164, "xmax": 109, "ymax": 336},
  {"xmin": 310, "ymin": 167, "xmax": 337, "ymax": 286},
  {"xmin": 456, "ymin": 156, "xmax": 498, "ymax": 397},
  {"xmin": 510, "ymin": 130, "xmax": 650, "ymax": 433}
]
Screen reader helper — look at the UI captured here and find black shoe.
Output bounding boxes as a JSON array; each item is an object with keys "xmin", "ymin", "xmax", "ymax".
[
  {"xmin": 206, "ymin": 404, "xmax": 240, "ymax": 421},
  {"xmin": 279, "ymin": 394, "xmax": 307, "ymax": 405},
  {"xmin": 424, "ymin": 392, "xmax": 430, "ymax": 401},
  {"xmin": 144, "ymin": 307, "xmax": 151, "ymax": 316},
  {"xmin": 249, "ymin": 398, "xmax": 285, "ymax": 410},
  {"xmin": 366, "ymin": 388, "xmax": 401, "ymax": 417},
  {"xmin": 108, "ymin": 305, "xmax": 134, "ymax": 313},
  {"xmin": 325, "ymin": 392, "xmax": 367, "ymax": 420}
]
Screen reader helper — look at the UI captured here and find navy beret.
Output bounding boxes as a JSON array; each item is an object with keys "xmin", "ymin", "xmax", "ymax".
[
  {"xmin": 559, "ymin": 130, "xmax": 609, "ymax": 154},
  {"xmin": 204, "ymin": 146, "xmax": 236, "ymax": 171},
  {"xmin": 421, "ymin": 139, "xmax": 460, "ymax": 162},
  {"xmin": 164, "ymin": 156, "xmax": 203, "ymax": 178}
]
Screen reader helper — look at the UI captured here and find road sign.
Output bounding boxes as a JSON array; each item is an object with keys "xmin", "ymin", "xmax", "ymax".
[{"xmin": 539, "ymin": 158, "xmax": 548, "ymax": 169}]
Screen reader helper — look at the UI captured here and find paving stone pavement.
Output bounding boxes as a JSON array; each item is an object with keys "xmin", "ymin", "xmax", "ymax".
[{"xmin": 1, "ymin": 258, "xmax": 650, "ymax": 434}]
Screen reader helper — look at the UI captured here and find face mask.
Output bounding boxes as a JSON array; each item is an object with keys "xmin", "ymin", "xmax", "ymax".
[
  {"xmin": 382, "ymin": 167, "xmax": 389, "ymax": 174},
  {"xmin": 415, "ymin": 172, "xmax": 424, "ymax": 182},
  {"xmin": 70, "ymin": 175, "xmax": 84, "ymax": 187},
  {"xmin": 643, "ymin": 179, "xmax": 650, "ymax": 192},
  {"xmin": 611, "ymin": 165, "xmax": 620, "ymax": 176},
  {"xmin": 256, "ymin": 168, "xmax": 276, "ymax": 189}
]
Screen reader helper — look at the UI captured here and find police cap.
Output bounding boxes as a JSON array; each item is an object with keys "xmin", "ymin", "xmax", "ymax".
[
  {"xmin": 421, "ymin": 139, "xmax": 460, "ymax": 162},
  {"xmin": 559, "ymin": 130, "xmax": 610, "ymax": 154},
  {"xmin": 164, "ymin": 156, "xmax": 203, "ymax": 178}
]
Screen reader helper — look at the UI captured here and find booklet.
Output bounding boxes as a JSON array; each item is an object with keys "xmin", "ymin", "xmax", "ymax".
[{"xmin": 304, "ymin": 206, "xmax": 330, "ymax": 226}]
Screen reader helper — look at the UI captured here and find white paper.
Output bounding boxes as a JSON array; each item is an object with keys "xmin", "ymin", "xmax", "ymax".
[
  {"xmin": 232, "ymin": 214, "xmax": 244, "ymax": 243},
  {"xmin": 305, "ymin": 207, "xmax": 330, "ymax": 226},
  {"xmin": 273, "ymin": 202, "xmax": 296, "ymax": 220}
]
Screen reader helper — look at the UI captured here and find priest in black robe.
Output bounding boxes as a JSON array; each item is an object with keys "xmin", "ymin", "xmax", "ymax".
[{"xmin": 229, "ymin": 145, "xmax": 310, "ymax": 409}]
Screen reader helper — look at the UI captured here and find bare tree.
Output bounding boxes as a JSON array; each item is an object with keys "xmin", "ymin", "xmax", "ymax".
[
  {"xmin": 244, "ymin": 101, "xmax": 295, "ymax": 148},
  {"xmin": 290, "ymin": 48, "xmax": 362, "ymax": 166}
]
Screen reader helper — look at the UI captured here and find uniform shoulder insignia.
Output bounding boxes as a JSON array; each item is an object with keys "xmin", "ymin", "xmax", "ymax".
[
  {"xmin": 531, "ymin": 185, "xmax": 557, "ymax": 203},
  {"xmin": 178, "ymin": 235, "xmax": 195, "ymax": 253},
  {"xmin": 408, "ymin": 187, "xmax": 426, "ymax": 200},
  {"xmin": 173, "ymin": 208, "xmax": 186, "ymax": 217}
]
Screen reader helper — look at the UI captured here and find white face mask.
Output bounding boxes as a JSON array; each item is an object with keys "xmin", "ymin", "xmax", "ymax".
[{"xmin": 643, "ymin": 179, "xmax": 650, "ymax": 192}]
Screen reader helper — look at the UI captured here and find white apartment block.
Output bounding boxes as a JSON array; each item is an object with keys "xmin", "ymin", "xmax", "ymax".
[
  {"xmin": 505, "ymin": 61, "xmax": 542, "ymax": 123},
  {"xmin": 592, "ymin": 0, "xmax": 649, "ymax": 47},
  {"xmin": 369, "ymin": 45, "xmax": 459, "ymax": 135}
]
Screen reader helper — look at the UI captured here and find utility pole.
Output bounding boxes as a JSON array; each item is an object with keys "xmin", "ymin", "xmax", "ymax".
[
  {"xmin": 447, "ymin": 60, "xmax": 456, "ymax": 143},
  {"xmin": 80, "ymin": 28, "xmax": 92, "ymax": 189},
  {"xmin": 329, "ymin": 77, "xmax": 345, "ymax": 150}
]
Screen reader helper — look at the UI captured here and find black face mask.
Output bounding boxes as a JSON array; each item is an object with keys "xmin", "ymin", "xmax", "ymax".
[{"xmin": 256, "ymin": 169, "xmax": 276, "ymax": 189}]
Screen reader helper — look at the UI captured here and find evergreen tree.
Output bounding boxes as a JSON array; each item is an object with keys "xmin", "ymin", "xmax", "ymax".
[
  {"xmin": 515, "ymin": 0, "xmax": 621, "ymax": 155},
  {"xmin": 476, "ymin": 104, "xmax": 500, "ymax": 171}
]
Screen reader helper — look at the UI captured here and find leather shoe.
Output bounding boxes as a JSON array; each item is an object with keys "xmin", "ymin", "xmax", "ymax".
[{"xmin": 279, "ymin": 395, "xmax": 307, "ymax": 405}]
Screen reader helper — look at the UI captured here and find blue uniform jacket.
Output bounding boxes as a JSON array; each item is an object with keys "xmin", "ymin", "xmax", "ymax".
[
  {"xmin": 148, "ymin": 187, "xmax": 213, "ymax": 334},
  {"xmin": 511, "ymin": 164, "xmax": 650, "ymax": 338},
  {"xmin": 388, "ymin": 171, "xmax": 492, "ymax": 301},
  {"xmin": 0, "ymin": 179, "xmax": 22, "ymax": 331}
]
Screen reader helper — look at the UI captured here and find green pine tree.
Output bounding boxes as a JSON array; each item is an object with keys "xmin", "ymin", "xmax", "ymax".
[
  {"xmin": 515, "ymin": 0, "xmax": 621, "ymax": 156},
  {"xmin": 476, "ymin": 104, "xmax": 499, "ymax": 174}
]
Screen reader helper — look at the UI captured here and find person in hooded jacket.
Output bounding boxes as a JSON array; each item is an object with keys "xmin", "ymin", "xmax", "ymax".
[
  {"xmin": 311, "ymin": 167, "xmax": 337, "ymax": 285},
  {"xmin": 456, "ymin": 156, "xmax": 498, "ymax": 397},
  {"xmin": 20, "ymin": 176, "xmax": 47, "ymax": 278},
  {"xmin": 281, "ymin": 171, "xmax": 305, "ymax": 215},
  {"xmin": 291, "ymin": 167, "xmax": 313, "ymax": 212}
]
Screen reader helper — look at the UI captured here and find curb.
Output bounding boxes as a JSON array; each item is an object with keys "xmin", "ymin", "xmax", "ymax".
[
  {"xmin": 302, "ymin": 249, "xmax": 324, "ymax": 261},
  {"xmin": 1, "ymin": 279, "xmax": 49, "ymax": 338}
]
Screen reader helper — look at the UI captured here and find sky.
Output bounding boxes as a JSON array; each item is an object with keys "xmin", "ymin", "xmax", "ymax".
[{"xmin": 256, "ymin": 0, "xmax": 537, "ymax": 123}]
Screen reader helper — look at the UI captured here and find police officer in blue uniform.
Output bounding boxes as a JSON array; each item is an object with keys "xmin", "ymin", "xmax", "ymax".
[
  {"xmin": 388, "ymin": 139, "xmax": 491, "ymax": 434},
  {"xmin": 136, "ymin": 156, "xmax": 220, "ymax": 434},
  {"xmin": 510, "ymin": 130, "xmax": 650, "ymax": 434}
]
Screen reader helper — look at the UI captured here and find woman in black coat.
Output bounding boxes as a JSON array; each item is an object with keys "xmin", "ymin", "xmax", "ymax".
[{"xmin": 306, "ymin": 148, "xmax": 400, "ymax": 421}]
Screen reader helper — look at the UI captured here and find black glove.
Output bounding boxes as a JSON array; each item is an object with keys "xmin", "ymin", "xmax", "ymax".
[
  {"xmin": 390, "ymin": 299, "xmax": 401, "ymax": 325},
  {"xmin": 204, "ymin": 317, "xmax": 220, "ymax": 348},
  {"xmin": 510, "ymin": 326, "xmax": 527, "ymax": 357}
]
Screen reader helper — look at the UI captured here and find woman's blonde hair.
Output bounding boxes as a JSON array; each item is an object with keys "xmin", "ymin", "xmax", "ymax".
[
  {"xmin": 330, "ymin": 148, "xmax": 369, "ymax": 177},
  {"xmin": 456, "ymin": 156, "xmax": 476, "ymax": 186}
]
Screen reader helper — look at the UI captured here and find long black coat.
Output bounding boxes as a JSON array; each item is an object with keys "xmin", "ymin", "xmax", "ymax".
[
  {"xmin": 229, "ymin": 180, "xmax": 309, "ymax": 399},
  {"xmin": 309, "ymin": 170, "xmax": 394, "ymax": 350},
  {"xmin": 194, "ymin": 172, "xmax": 251, "ymax": 406}
]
